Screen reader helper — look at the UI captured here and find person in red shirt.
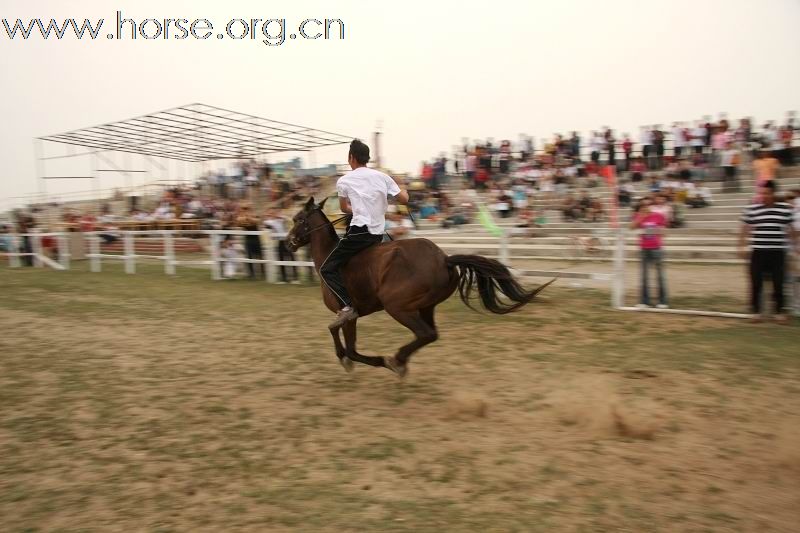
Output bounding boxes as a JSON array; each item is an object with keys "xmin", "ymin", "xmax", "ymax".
[
  {"xmin": 630, "ymin": 198, "xmax": 669, "ymax": 308},
  {"xmin": 622, "ymin": 134, "xmax": 633, "ymax": 171}
]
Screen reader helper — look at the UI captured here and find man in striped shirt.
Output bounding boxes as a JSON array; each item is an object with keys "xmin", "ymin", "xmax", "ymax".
[{"xmin": 738, "ymin": 181, "xmax": 798, "ymax": 323}]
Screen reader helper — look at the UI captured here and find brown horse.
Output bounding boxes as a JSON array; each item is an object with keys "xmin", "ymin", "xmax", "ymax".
[{"xmin": 286, "ymin": 197, "xmax": 551, "ymax": 377}]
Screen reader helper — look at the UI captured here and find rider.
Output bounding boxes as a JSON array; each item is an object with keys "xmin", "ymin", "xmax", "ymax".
[{"xmin": 321, "ymin": 139, "xmax": 409, "ymax": 328}]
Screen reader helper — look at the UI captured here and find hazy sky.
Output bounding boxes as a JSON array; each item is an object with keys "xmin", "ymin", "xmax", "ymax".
[{"xmin": 1, "ymin": 0, "xmax": 798, "ymax": 208}]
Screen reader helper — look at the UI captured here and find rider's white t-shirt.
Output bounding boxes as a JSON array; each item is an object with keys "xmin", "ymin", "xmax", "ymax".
[{"xmin": 337, "ymin": 167, "xmax": 401, "ymax": 235}]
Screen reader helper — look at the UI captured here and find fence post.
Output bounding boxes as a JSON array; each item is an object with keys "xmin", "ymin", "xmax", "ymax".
[
  {"xmin": 210, "ymin": 232, "xmax": 221, "ymax": 280},
  {"xmin": 499, "ymin": 230, "xmax": 510, "ymax": 266},
  {"xmin": 612, "ymin": 226, "xmax": 626, "ymax": 309},
  {"xmin": 90, "ymin": 233, "xmax": 101, "ymax": 272},
  {"xmin": 163, "ymin": 230, "xmax": 176, "ymax": 275},
  {"xmin": 123, "ymin": 231, "xmax": 135, "ymax": 274},
  {"xmin": 261, "ymin": 231, "xmax": 271, "ymax": 283},
  {"xmin": 58, "ymin": 233, "xmax": 70, "ymax": 270},
  {"xmin": 791, "ymin": 252, "xmax": 799, "ymax": 317},
  {"xmin": 265, "ymin": 232, "xmax": 277, "ymax": 283},
  {"xmin": 31, "ymin": 232, "xmax": 43, "ymax": 268},
  {"xmin": 8, "ymin": 233, "xmax": 21, "ymax": 268}
]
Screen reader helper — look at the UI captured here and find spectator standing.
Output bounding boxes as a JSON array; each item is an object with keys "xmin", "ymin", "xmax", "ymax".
[
  {"xmin": 653, "ymin": 126, "xmax": 665, "ymax": 170},
  {"xmin": 605, "ymin": 129, "xmax": 617, "ymax": 169},
  {"xmin": 738, "ymin": 181, "xmax": 798, "ymax": 323},
  {"xmin": 622, "ymin": 134, "xmax": 633, "ymax": 171},
  {"xmin": 720, "ymin": 143, "xmax": 741, "ymax": 192},
  {"xmin": 631, "ymin": 198, "xmax": 669, "ymax": 308},
  {"xmin": 236, "ymin": 204, "xmax": 265, "ymax": 280},
  {"xmin": 264, "ymin": 210, "xmax": 298, "ymax": 283},
  {"xmin": 465, "ymin": 150, "xmax": 478, "ymax": 188},
  {"xmin": 590, "ymin": 131, "xmax": 603, "ymax": 166},
  {"xmin": 498, "ymin": 141, "xmax": 511, "ymax": 175},
  {"xmin": 569, "ymin": 132, "xmax": 581, "ymax": 160},
  {"xmin": 640, "ymin": 126, "xmax": 653, "ymax": 169},
  {"xmin": 779, "ymin": 125, "xmax": 794, "ymax": 166},
  {"xmin": 220, "ymin": 237, "xmax": 240, "ymax": 279},
  {"xmin": 691, "ymin": 122, "xmax": 706, "ymax": 159},
  {"xmin": 671, "ymin": 122, "xmax": 685, "ymax": 158},
  {"xmin": 752, "ymin": 149, "xmax": 781, "ymax": 196},
  {"xmin": 14, "ymin": 212, "xmax": 34, "ymax": 266}
]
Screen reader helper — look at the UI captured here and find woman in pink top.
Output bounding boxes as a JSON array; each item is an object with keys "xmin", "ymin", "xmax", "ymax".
[{"xmin": 631, "ymin": 198, "xmax": 669, "ymax": 308}]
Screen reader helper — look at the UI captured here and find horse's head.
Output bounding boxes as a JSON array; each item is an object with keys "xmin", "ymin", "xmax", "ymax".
[{"xmin": 286, "ymin": 196, "xmax": 329, "ymax": 252}]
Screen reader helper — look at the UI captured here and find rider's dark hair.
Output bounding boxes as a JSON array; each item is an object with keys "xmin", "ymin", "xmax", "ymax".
[{"xmin": 349, "ymin": 139, "xmax": 370, "ymax": 166}]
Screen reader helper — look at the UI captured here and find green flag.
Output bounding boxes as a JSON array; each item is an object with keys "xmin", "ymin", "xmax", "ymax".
[{"xmin": 477, "ymin": 203, "xmax": 504, "ymax": 237}]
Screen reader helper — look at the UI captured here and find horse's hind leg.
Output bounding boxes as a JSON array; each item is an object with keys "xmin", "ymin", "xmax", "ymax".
[
  {"xmin": 420, "ymin": 305, "xmax": 436, "ymax": 331},
  {"xmin": 342, "ymin": 320, "xmax": 386, "ymax": 368},
  {"xmin": 383, "ymin": 308, "xmax": 438, "ymax": 377}
]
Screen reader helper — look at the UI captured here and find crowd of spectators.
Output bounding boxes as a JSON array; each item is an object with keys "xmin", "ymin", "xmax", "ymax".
[{"xmin": 407, "ymin": 112, "xmax": 798, "ymax": 228}]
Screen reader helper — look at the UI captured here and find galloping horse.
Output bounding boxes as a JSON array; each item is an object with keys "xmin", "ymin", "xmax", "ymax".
[{"xmin": 285, "ymin": 197, "xmax": 551, "ymax": 377}]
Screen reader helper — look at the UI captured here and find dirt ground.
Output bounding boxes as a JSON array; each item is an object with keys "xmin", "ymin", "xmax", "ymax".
[{"xmin": 1, "ymin": 263, "xmax": 799, "ymax": 532}]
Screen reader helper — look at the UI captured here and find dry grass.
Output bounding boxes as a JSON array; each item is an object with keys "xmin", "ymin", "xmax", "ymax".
[{"xmin": 1, "ymin": 262, "xmax": 799, "ymax": 532}]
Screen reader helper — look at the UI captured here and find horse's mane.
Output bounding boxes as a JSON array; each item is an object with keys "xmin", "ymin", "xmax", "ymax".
[{"xmin": 312, "ymin": 207, "xmax": 341, "ymax": 243}]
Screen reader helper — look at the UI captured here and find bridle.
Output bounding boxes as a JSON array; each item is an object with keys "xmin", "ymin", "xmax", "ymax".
[{"xmin": 289, "ymin": 208, "xmax": 349, "ymax": 248}]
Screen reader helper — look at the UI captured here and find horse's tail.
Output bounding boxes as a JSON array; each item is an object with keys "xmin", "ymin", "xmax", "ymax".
[{"xmin": 446, "ymin": 255, "xmax": 553, "ymax": 314}]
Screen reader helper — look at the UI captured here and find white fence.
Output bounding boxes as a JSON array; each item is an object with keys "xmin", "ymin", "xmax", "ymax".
[
  {"xmin": 4, "ymin": 228, "xmax": 798, "ymax": 317},
  {"xmin": 4, "ymin": 230, "xmax": 315, "ymax": 284}
]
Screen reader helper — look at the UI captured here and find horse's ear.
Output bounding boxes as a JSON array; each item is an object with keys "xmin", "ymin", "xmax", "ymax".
[
  {"xmin": 317, "ymin": 197, "xmax": 328, "ymax": 211},
  {"xmin": 305, "ymin": 197, "xmax": 315, "ymax": 210}
]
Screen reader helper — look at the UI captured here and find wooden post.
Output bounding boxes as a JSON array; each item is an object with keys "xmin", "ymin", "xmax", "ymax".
[
  {"xmin": 265, "ymin": 232, "xmax": 277, "ymax": 283},
  {"xmin": 499, "ymin": 230, "xmax": 510, "ymax": 266},
  {"xmin": 31, "ymin": 232, "xmax": 42, "ymax": 268},
  {"xmin": 163, "ymin": 230, "xmax": 176, "ymax": 275},
  {"xmin": 123, "ymin": 231, "xmax": 135, "ymax": 274},
  {"xmin": 89, "ymin": 233, "xmax": 101, "ymax": 272},
  {"xmin": 8, "ymin": 233, "xmax": 21, "ymax": 268},
  {"xmin": 210, "ymin": 232, "xmax": 221, "ymax": 280},
  {"xmin": 612, "ymin": 226, "xmax": 626, "ymax": 309},
  {"xmin": 58, "ymin": 233, "xmax": 70, "ymax": 270}
]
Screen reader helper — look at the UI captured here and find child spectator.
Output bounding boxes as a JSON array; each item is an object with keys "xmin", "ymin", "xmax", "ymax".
[{"xmin": 630, "ymin": 198, "xmax": 669, "ymax": 308}]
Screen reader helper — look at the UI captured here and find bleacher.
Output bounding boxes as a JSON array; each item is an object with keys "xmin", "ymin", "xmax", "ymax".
[{"xmin": 414, "ymin": 166, "xmax": 800, "ymax": 266}]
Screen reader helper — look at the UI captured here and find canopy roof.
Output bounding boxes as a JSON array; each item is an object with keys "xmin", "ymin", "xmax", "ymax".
[{"xmin": 38, "ymin": 103, "xmax": 354, "ymax": 162}]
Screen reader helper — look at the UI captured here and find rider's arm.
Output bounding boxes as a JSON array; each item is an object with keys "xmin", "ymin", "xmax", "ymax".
[
  {"xmin": 394, "ymin": 189, "xmax": 410, "ymax": 205},
  {"xmin": 386, "ymin": 173, "xmax": 409, "ymax": 205},
  {"xmin": 339, "ymin": 197, "xmax": 352, "ymax": 214}
]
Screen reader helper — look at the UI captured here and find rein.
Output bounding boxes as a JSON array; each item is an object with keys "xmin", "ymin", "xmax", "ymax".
[{"xmin": 304, "ymin": 212, "xmax": 350, "ymax": 236}]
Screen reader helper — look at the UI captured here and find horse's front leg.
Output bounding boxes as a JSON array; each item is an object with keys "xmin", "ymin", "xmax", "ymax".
[
  {"xmin": 342, "ymin": 320, "xmax": 387, "ymax": 368},
  {"xmin": 329, "ymin": 326, "xmax": 353, "ymax": 372}
]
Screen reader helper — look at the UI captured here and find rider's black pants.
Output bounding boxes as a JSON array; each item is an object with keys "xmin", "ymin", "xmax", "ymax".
[{"xmin": 319, "ymin": 225, "xmax": 382, "ymax": 308}]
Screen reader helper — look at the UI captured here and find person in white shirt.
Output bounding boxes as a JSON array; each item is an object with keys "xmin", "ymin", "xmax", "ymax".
[
  {"xmin": 640, "ymin": 126, "xmax": 653, "ymax": 168},
  {"xmin": 671, "ymin": 122, "xmax": 685, "ymax": 158},
  {"xmin": 264, "ymin": 210, "xmax": 299, "ymax": 283},
  {"xmin": 691, "ymin": 122, "xmax": 706, "ymax": 155},
  {"xmin": 590, "ymin": 132, "xmax": 604, "ymax": 164},
  {"xmin": 385, "ymin": 212, "xmax": 415, "ymax": 240},
  {"xmin": 321, "ymin": 139, "xmax": 410, "ymax": 328},
  {"xmin": 220, "ymin": 237, "xmax": 240, "ymax": 279}
]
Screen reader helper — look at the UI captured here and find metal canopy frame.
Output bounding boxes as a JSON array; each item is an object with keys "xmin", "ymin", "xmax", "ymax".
[{"xmin": 38, "ymin": 103, "xmax": 354, "ymax": 163}]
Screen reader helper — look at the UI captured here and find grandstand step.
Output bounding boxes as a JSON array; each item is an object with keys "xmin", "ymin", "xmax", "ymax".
[
  {"xmin": 425, "ymin": 235, "xmax": 739, "ymax": 247},
  {"xmin": 435, "ymin": 242, "xmax": 740, "ymax": 260},
  {"xmin": 500, "ymin": 255, "xmax": 746, "ymax": 266},
  {"xmin": 100, "ymin": 238, "xmax": 204, "ymax": 254}
]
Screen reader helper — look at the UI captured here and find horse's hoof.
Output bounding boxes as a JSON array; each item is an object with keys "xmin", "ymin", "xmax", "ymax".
[
  {"xmin": 383, "ymin": 357, "xmax": 407, "ymax": 378},
  {"xmin": 340, "ymin": 356, "xmax": 354, "ymax": 373}
]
